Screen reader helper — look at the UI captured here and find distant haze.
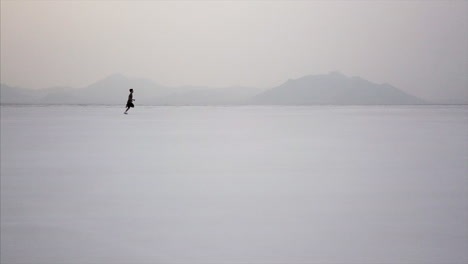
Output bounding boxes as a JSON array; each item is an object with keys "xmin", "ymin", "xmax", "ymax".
[
  {"xmin": 0, "ymin": 72, "xmax": 427, "ymax": 105},
  {"xmin": 1, "ymin": 1, "xmax": 467, "ymax": 104}
]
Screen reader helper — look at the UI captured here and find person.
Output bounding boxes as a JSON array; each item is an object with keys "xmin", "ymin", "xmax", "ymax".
[{"xmin": 124, "ymin": 89, "xmax": 135, "ymax": 114}]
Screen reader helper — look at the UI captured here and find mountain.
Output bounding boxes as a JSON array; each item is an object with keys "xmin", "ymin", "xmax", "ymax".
[
  {"xmin": 0, "ymin": 84, "xmax": 51, "ymax": 104},
  {"xmin": 252, "ymin": 72, "xmax": 427, "ymax": 105},
  {"xmin": 1, "ymin": 72, "xmax": 427, "ymax": 105},
  {"xmin": 41, "ymin": 74, "xmax": 172, "ymax": 105},
  {"xmin": 1, "ymin": 74, "xmax": 262, "ymax": 105}
]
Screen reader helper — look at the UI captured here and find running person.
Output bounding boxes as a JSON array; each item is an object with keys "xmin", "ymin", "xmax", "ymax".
[{"xmin": 124, "ymin": 88, "xmax": 135, "ymax": 114}]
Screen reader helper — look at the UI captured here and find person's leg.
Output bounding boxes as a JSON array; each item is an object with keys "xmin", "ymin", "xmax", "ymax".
[{"xmin": 124, "ymin": 106, "xmax": 130, "ymax": 114}]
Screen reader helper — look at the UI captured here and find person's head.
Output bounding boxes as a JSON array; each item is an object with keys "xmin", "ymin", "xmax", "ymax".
[{"xmin": 129, "ymin": 88, "xmax": 133, "ymax": 93}]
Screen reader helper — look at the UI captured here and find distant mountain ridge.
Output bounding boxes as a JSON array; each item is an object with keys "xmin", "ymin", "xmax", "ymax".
[
  {"xmin": 252, "ymin": 72, "xmax": 426, "ymax": 105},
  {"xmin": 1, "ymin": 72, "xmax": 428, "ymax": 105}
]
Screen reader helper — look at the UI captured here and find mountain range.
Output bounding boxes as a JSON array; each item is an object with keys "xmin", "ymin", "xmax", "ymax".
[{"xmin": 1, "ymin": 72, "xmax": 428, "ymax": 105}]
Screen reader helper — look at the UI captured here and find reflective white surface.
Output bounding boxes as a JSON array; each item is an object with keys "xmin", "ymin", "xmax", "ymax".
[{"xmin": 1, "ymin": 105, "xmax": 467, "ymax": 264}]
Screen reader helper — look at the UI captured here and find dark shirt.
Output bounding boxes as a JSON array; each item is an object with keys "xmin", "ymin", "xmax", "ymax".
[{"xmin": 128, "ymin": 93, "xmax": 133, "ymax": 102}]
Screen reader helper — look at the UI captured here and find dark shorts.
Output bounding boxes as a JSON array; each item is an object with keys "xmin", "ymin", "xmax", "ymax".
[{"xmin": 126, "ymin": 102, "xmax": 134, "ymax": 108}]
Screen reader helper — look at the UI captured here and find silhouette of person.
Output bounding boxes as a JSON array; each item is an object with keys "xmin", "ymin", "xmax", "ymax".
[{"xmin": 124, "ymin": 88, "xmax": 135, "ymax": 114}]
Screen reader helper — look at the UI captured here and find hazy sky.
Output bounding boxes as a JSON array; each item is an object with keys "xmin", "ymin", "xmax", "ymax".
[{"xmin": 1, "ymin": 0, "xmax": 467, "ymax": 103}]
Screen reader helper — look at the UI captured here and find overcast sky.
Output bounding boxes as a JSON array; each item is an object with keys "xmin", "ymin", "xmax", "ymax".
[{"xmin": 1, "ymin": 0, "xmax": 467, "ymax": 103}]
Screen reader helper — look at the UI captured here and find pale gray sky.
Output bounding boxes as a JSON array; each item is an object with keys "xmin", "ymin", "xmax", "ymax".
[{"xmin": 1, "ymin": 0, "xmax": 467, "ymax": 103}]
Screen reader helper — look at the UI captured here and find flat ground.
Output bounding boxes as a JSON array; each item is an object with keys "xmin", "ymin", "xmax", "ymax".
[{"xmin": 1, "ymin": 105, "xmax": 467, "ymax": 264}]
